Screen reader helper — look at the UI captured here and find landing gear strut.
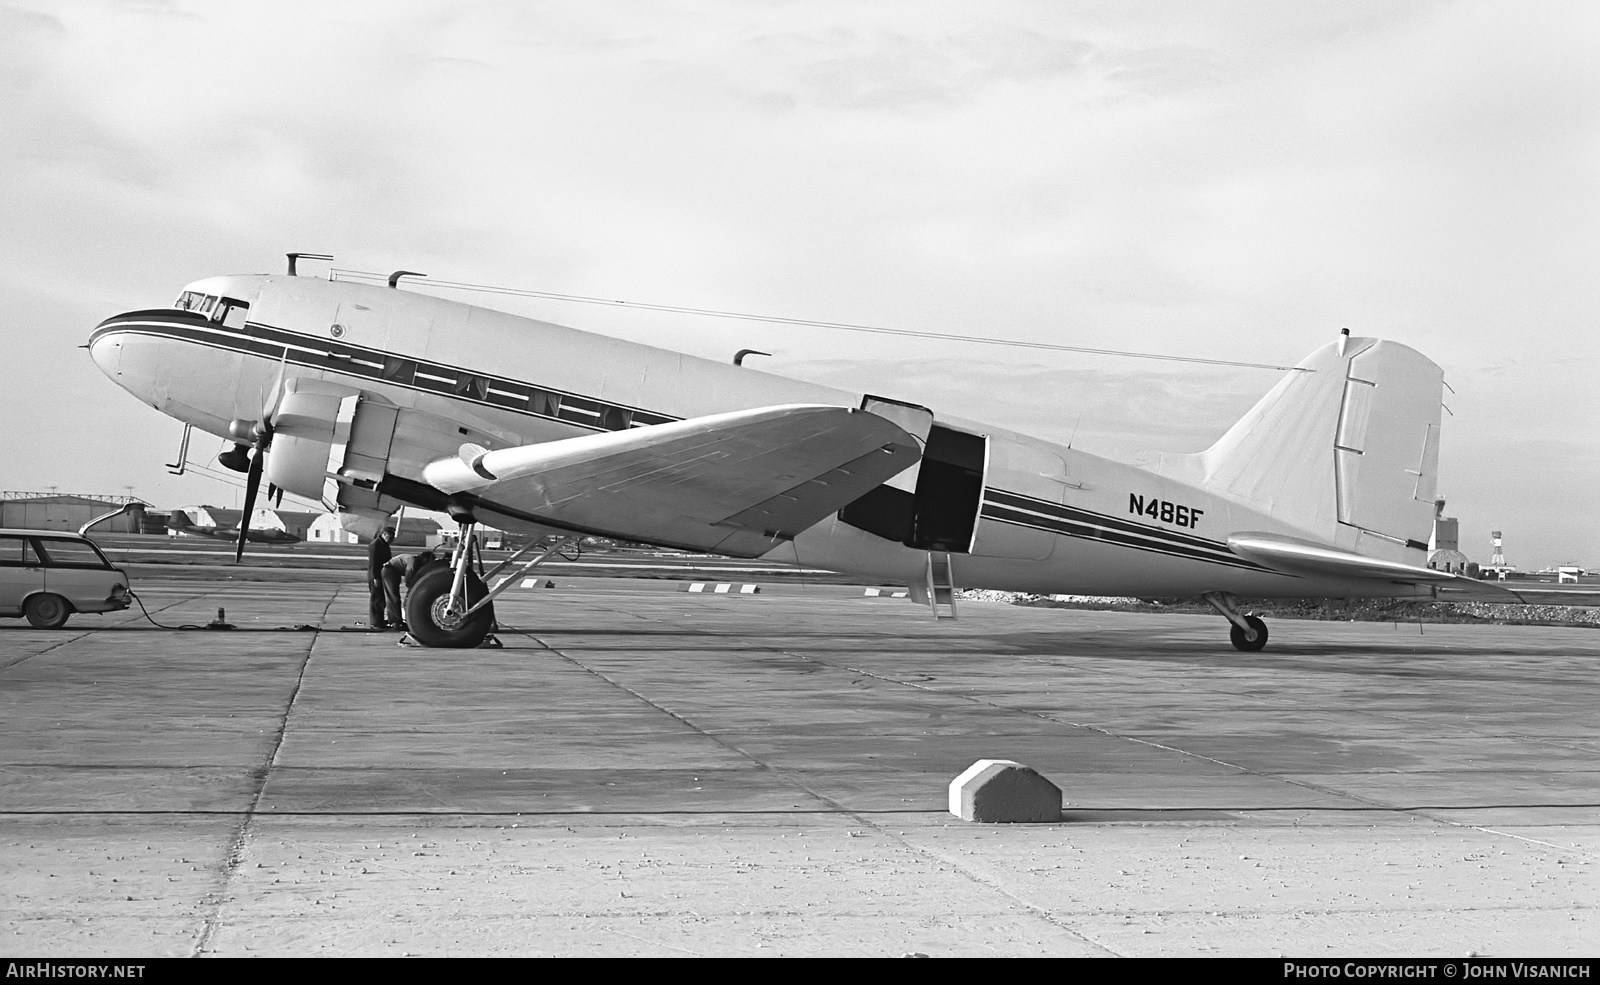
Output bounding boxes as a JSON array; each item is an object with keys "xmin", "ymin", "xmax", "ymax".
[{"xmin": 1203, "ymin": 592, "xmax": 1269, "ymax": 652}]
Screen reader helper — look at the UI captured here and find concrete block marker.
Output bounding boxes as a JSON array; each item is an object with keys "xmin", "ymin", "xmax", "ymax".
[
  {"xmin": 864, "ymin": 587, "xmax": 909, "ymax": 598},
  {"xmin": 683, "ymin": 583, "xmax": 761, "ymax": 594},
  {"xmin": 519, "ymin": 578, "xmax": 556, "ymax": 589},
  {"xmin": 949, "ymin": 759, "xmax": 1062, "ymax": 823}
]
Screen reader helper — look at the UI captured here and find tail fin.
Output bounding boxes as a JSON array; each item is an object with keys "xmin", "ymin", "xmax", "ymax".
[{"xmin": 1199, "ymin": 334, "xmax": 1442, "ymax": 562}]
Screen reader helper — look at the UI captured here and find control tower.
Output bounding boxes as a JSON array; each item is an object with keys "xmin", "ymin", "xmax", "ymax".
[{"xmin": 1483, "ymin": 530, "xmax": 1514, "ymax": 580}]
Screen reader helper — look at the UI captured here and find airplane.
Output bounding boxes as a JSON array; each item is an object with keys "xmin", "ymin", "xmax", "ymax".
[
  {"xmin": 165, "ymin": 506, "xmax": 303, "ymax": 545},
  {"xmin": 87, "ymin": 258, "xmax": 1507, "ymax": 649}
]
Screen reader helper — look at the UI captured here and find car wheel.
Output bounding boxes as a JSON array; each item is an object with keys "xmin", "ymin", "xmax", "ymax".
[{"xmin": 25, "ymin": 593, "xmax": 72, "ymax": 630}]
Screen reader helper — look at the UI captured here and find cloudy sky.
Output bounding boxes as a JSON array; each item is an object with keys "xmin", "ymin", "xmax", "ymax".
[{"xmin": 1, "ymin": 0, "xmax": 1595, "ymax": 568}]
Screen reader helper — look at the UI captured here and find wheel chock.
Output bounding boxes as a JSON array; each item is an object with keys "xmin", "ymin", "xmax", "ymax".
[{"xmin": 949, "ymin": 759, "xmax": 1062, "ymax": 823}]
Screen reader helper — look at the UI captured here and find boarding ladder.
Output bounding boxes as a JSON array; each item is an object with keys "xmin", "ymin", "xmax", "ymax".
[{"xmin": 925, "ymin": 552, "xmax": 958, "ymax": 621}]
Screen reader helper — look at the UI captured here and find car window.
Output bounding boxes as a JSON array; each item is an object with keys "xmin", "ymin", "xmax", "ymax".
[
  {"xmin": 0, "ymin": 536, "xmax": 40, "ymax": 567},
  {"xmin": 34, "ymin": 538, "xmax": 110, "ymax": 569}
]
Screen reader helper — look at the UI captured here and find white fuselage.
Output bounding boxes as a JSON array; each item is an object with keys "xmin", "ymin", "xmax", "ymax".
[{"xmin": 89, "ymin": 273, "xmax": 1427, "ymax": 600}]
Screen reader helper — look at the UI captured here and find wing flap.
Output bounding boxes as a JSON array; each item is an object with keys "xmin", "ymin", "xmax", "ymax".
[{"xmin": 423, "ymin": 404, "xmax": 920, "ymax": 557}]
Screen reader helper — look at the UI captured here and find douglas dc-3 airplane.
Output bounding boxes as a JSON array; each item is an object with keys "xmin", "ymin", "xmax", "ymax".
[{"xmin": 88, "ymin": 259, "xmax": 1496, "ymax": 649}]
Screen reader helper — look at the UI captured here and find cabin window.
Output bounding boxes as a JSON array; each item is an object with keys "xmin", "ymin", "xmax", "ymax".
[
  {"xmin": 529, "ymin": 391, "xmax": 561, "ymax": 417},
  {"xmin": 557, "ymin": 396, "xmax": 601, "ymax": 424},
  {"xmin": 454, "ymin": 374, "xmax": 489, "ymax": 401},
  {"xmin": 381, "ymin": 357, "xmax": 417, "ymax": 385}
]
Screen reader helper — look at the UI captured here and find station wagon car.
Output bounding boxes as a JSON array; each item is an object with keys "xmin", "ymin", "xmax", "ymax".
[{"xmin": 0, "ymin": 529, "xmax": 131, "ymax": 629}]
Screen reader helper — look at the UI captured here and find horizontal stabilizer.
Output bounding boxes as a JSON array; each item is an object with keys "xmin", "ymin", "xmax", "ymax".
[
  {"xmin": 1231, "ymin": 533, "xmax": 1532, "ymax": 601},
  {"xmin": 423, "ymin": 404, "xmax": 921, "ymax": 557},
  {"xmin": 1228, "ymin": 532, "xmax": 1455, "ymax": 584}
]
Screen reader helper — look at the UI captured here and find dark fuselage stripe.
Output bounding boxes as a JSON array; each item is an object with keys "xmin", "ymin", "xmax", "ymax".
[
  {"xmin": 984, "ymin": 487, "xmax": 1225, "ymax": 553},
  {"xmin": 92, "ymin": 315, "xmax": 680, "ymax": 434},
  {"xmin": 979, "ymin": 493, "xmax": 1270, "ymax": 572}
]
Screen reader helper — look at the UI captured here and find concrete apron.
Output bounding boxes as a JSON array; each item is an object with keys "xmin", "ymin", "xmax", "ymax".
[{"xmin": 1, "ymin": 579, "xmax": 1596, "ymax": 956}]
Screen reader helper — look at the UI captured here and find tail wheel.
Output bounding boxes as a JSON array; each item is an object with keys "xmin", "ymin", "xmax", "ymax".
[
  {"xmin": 1229, "ymin": 614, "xmax": 1268, "ymax": 652},
  {"xmin": 25, "ymin": 593, "xmax": 72, "ymax": 630},
  {"xmin": 405, "ymin": 566, "xmax": 494, "ymax": 649}
]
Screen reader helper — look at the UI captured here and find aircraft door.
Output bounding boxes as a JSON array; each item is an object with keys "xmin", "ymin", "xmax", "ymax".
[
  {"xmin": 839, "ymin": 421, "xmax": 988, "ymax": 553},
  {"xmin": 906, "ymin": 425, "xmax": 987, "ymax": 553}
]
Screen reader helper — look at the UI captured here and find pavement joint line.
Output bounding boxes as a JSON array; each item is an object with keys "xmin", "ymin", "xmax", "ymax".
[
  {"xmin": 560, "ymin": 604, "xmax": 1127, "ymax": 958},
  {"xmin": 1003, "ymin": 648, "xmax": 1600, "ymax": 759},
  {"xmin": 808, "ymin": 653, "xmax": 1600, "ymax": 860},
  {"xmin": 1414, "ymin": 820, "xmax": 1600, "ymax": 861},
  {"xmin": 4, "ymin": 802, "xmax": 1598, "ymax": 817},
  {"xmin": 603, "ymin": 925, "xmax": 704, "ymax": 957},
  {"xmin": 582, "ymin": 605, "xmax": 1595, "ymax": 840},
  {"xmin": 2, "ymin": 586, "xmax": 233, "ymax": 670},
  {"xmin": 803, "ymin": 652, "xmax": 1467, "ymax": 814},
  {"xmin": 189, "ymin": 584, "xmax": 341, "ymax": 958}
]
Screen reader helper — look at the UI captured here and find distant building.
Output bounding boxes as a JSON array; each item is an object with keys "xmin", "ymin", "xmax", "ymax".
[
  {"xmin": 308, "ymin": 513, "xmax": 359, "ymax": 544},
  {"xmin": 0, "ymin": 492, "xmax": 146, "ymax": 533},
  {"xmin": 308, "ymin": 512, "xmax": 443, "ymax": 546}
]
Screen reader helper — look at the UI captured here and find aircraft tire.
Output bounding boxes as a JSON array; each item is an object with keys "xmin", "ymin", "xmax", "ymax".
[
  {"xmin": 1229, "ymin": 615, "xmax": 1268, "ymax": 652},
  {"xmin": 25, "ymin": 593, "xmax": 72, "ymax": 630},
  {"xmin": 406, "ymin": 566, "xmax": 494, "ymax": 648}
]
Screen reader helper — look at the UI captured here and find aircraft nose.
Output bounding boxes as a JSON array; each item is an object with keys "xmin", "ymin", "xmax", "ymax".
[{"xmin": 88, "ymin": 320, "xmax": 122, "ymax": 379}]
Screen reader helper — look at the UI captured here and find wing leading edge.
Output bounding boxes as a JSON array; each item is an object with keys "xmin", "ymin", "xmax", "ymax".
[{"xmin": 423, "ymin": 404, "xmax": 921, "ymax": 557}]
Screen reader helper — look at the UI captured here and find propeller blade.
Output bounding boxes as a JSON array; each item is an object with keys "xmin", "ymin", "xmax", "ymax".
[{"xmin": 236, "ymin": 449, "xmax": 265, "ymax": 563}]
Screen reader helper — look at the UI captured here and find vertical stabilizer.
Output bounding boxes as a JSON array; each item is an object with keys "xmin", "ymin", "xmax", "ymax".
[{"xmin": 1200, "ymin": 335, "xmax": 1442, "ymax": 561}]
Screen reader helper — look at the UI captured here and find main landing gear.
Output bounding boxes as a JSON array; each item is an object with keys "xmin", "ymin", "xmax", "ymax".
[
  {"xmin": 404, "ymin": 516, "xmax": 576, "ymax": 649},
  {"xmin": 1203, "ymin": 592, "xmax": 1269, "ymax": 652},
  {"xmin": 406, "ymin": 518, "xmax": 495, "ymax": 648}
]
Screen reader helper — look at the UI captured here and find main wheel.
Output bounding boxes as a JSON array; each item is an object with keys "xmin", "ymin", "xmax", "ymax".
[
  {"xmin": 1229, "ymin": 614, "xmax": 1268, "ymax": 652},
  {"xmin": 405, "ymin": 566, "xmax": 495, "ymax": 648},
  {"xmin": 25, "ymin": 593, "xmax": 72, "ymax": 630}
]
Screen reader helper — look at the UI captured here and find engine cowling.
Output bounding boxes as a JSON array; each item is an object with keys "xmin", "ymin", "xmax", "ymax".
[{"xmin": 266, "ymin": 388, "xmax": 344, "ymax": 499}]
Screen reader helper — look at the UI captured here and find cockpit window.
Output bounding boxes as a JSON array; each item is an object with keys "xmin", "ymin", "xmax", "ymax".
[
  {"xmin": 175, "ymin": 291, "xmax": 205, "ymax": 311},
  {"xmin": 198, "ymin": 296, "xmax": 216, "ymax": 315},
  {"xmin": 217, "ymin": 297, "xmax": 249, "ymax": 329}
]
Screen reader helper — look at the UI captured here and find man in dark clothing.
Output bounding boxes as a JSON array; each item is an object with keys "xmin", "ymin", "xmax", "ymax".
[
  {"xmin": 367, "ymin": 527, "xmax": 395, "ymax": 629},
  {"xmin": 381, "ymin": 549, "xmax": 438, "ymax": 630}
]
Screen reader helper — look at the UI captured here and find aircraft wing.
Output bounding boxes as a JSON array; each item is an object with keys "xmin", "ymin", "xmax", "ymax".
[
  {"xmin": 423, "ymin": 403, "xmax": 921, "ymax": 557},
  {"xmin": 1227, "ymin": 532, "xmax": 1527, "ymax": 600}
]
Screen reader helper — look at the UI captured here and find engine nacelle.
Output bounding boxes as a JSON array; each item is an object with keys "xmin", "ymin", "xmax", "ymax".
[{"xmin": 265, "ymin": 385, "xmax": 344, "ymax": 500}]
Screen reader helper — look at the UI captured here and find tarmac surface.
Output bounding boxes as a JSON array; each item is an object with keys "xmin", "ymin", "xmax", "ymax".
[{"xmin": 1, "ymin": 576, "xmax": 1597, "ymax": 957}]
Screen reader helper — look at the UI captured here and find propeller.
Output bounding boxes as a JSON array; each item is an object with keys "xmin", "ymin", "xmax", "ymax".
[{"xmin": 234, "ymin": 350, "xmax": 289, "ymax": 563}]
